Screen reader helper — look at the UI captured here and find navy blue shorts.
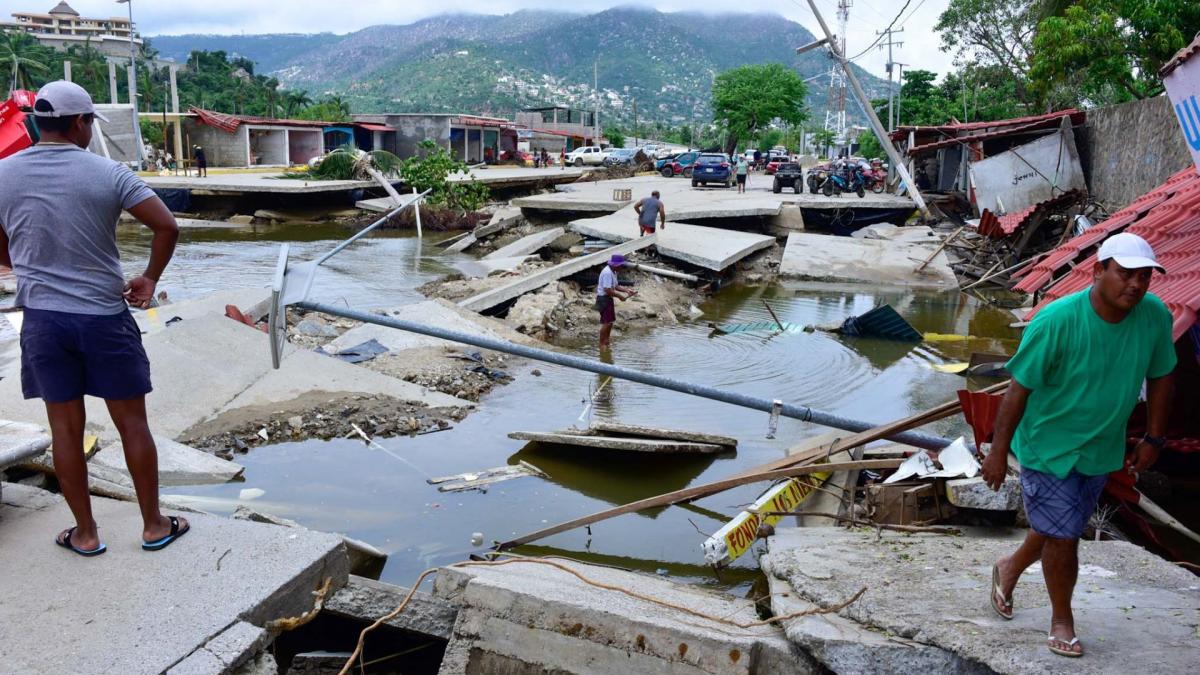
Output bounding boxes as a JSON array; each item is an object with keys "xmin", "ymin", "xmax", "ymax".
[
  {"xmin": 1020, "ymin": 466, "xmax": 1108, "ymax": 540},
  {"xmin": 20, "ymin": 308, "xmax": 152, "ymax": 403}
]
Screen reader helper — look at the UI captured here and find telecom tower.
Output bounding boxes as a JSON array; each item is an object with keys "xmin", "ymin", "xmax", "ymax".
[{"xmin": 823, "ymin": 0, "xmax": 851, "ymax": 145}]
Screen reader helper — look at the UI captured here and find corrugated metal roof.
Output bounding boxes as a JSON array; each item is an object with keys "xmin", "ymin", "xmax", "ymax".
[
  {"xmin": 1160, "ymin": 32, "xmax": 1200, "ymax": 78},
  {"xmin": 891, "ymin": 109, "xmax": 1082, "ymax": 142},
  {"xmin": 1015, "ymin": 167, "xmax": 1200, "ymax": 339},
  {"xmin": 353, "ymin": 122, "xmax": 394, "ymax": 132}
]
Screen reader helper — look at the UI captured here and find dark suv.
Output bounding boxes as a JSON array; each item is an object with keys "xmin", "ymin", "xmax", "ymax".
[
  {"xmin": 772, "ymin": 162, "xmax": 804, "ymax": 193},
  {"xmin": 691, "ymin": 153, "xmax": 734, "ymax": 188}
]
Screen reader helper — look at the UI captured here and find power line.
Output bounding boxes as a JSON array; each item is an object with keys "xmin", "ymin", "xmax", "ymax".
[
  {"xmin": 846, "ymin": 0, "xmax": 912, "ymax": 61},
  {"xmin": 896, "ymin": 0, "xmax": 929, "ymax": 29}
]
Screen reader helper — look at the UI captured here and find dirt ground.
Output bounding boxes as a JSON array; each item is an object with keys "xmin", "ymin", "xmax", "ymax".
[{"xmin": 181, "ymin": 391, "xmax": 469, "ymax": 458}]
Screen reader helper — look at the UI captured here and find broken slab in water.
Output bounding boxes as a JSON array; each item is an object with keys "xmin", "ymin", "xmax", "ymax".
[
  {"xmin": 763, "ymin": 526, "xmax": 1200, "ymax": 674},
  {"xmin": 433, "ymin": 557, "xmax": 815, "ymax": 674},
  {"xmin": 483, "ymin": 227, "xmax": 565, "ymax": 260},
  {"xmin": 458, "ymin": 237, "xmax": 656, "ymax": 313},
  {"xmin": 135, "ymin": 287, "xmax": 271, "ymax": 334},
  {"xmin": 509, "ymin": 429, "xmax": 728, "ymax": 454},
  {"xmin": 780, "ymin": 232, "xmax": 958, "ymax": 289},
  {"xmin": 571, "ymin": 213, "xmax": 776, "ymax": 271},
  {"xmin": 588, "ymin": 421, "xmax": 738, "ymax": 448},
  {"xmin": 0, "ymin": 482, "xmax": 348, "ymax": 674}
]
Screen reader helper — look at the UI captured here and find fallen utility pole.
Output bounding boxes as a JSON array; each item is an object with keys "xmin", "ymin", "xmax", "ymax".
[
  {"xmin": 801, "ymin": 0, "xmax": 931, "ymax": 220},
  {"xmin": 290, "ymin": 300, "xmax": 957, "ymax": 452}
]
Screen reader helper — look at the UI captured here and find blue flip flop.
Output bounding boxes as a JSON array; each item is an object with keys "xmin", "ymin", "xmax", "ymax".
[
  {"xmin": 142, "ymin": 515, "xmax": 190, "ymax": 551},
  {"xmin": 55, "ymin": 526, "xmax": 107, "ymax": 557}
]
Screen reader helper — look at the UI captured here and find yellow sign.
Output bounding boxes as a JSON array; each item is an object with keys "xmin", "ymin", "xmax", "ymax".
[{"xmin": 702, "ymin": 471, "xmax": 830, "ymax": 566}]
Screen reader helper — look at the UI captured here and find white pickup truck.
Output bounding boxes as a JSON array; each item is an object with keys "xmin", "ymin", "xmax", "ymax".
[{"xmin": 565, "ymin": 146, "xmax": 610, "ymax": 166}]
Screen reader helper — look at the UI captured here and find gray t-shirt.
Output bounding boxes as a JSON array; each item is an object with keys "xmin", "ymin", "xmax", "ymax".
[
  {"xmin": 637, "ymin": 196, "xmax": 662, "ymax": 228},
  {"xmin": 0, "ymin": 144, "xmax": 157, "ymax": 315}
]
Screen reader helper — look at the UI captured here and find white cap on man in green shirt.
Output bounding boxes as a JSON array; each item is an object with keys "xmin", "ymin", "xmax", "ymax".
[{"xmin": 1097, "ymin": 232, "xmax": 1166, "ymax": 273}]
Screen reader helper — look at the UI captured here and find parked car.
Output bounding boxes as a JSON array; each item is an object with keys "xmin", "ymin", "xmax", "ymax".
[
  {"xmin": 565, "ymin": 146, "xmax": 609, "ymax": 166},
  {"xmin": 772, "ymin": 162, "xmax": 804, "ymax": 193},
  {"xmin": 603, "ymin": 148, "xmax": 638, "ymax": 167},
  {"xmin": 657, "ymin": 151, "xmax": 700, "ymax": 177},
  {"xmin": 691, "ymin": 153, "xmax": 735, "ymax": 188}
]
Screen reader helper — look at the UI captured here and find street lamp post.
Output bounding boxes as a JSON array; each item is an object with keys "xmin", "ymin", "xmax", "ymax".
[{"xmin": 116, "ymin": 0, "xmax": 146, "ymax": 167}]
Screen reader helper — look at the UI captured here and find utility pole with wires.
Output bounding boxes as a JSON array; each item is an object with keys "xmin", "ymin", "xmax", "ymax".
[
  {"xmin": 797, "ymin": 0, "xmax": 931, "ymax": 219},
  {"xmin": 894, "ymin": 62, "xmax": 908, "ymax": 129},
  {"xmin": 875, "ymin": 26, "xmax": 903, "ymax": 132}
]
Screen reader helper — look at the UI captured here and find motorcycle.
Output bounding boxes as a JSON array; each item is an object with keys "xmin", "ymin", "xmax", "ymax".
[
  {"xmin": 858, "ymin": 159, "xmax": 887, "ymax": 194},
  {"xmin": 820, "ymin": 161, "xmax": 866, "ymax": 198}
]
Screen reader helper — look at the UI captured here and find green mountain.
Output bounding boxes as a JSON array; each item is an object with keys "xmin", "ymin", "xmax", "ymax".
[{"xmin": 150, "ymin": 8, "xmax": 887, "ymax": 127}]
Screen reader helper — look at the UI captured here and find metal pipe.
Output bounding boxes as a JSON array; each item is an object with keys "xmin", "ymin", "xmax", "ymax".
[
  {"xmin": 314, "ymin": 189, "xmax": 429, "ymax": 266},
  {"xmin": 295, "ymin": 300, "xmax": 959, "ymax": 452}
]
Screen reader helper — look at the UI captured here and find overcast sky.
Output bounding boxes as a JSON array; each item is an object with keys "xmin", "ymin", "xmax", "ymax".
[{"xmin": 59, "ymin": 0, "xmax": 954, "ymax": 78}]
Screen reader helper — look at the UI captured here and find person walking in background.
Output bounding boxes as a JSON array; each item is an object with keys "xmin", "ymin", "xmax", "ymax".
[
  {"xmin": 596, "ymin": 254, "xmax": 636, "ymax": 350},
  {"xmin": 560, "ymin": 147, "xmax": 566, "ymax": 170},
  {"xmin": 753, "ymin": 148, "xmax": 762, "ymax": 171},
  {"xmin": 633, "ymin": 190, "xmax": 666, "ymax": 236},
  {"xmin": 0, "ymin": 81, "xmax": 187, "ymax": 557},
  {"xmin": 982, "ymin": 233, "xmax": 1175, "ymax": 658},
  {"xmin": 735, "ymin": 153, "xmax": 749, "ymax": 193},
  {"xmin": 193, "ymin": 145, "xmax": 207, "ymax": 178},
  {"xmin": 541, "ymin": 149, "xmax": 550, "ymax": 168}
]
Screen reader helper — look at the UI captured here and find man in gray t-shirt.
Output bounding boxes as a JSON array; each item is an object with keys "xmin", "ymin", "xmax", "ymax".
[
  {"xmin": 634, "ymin": 190, "xmax": 666, "ymax": 236},
  {"xmin": 0, "ymin": 81, "xmax": 188, "ymax": 556}
]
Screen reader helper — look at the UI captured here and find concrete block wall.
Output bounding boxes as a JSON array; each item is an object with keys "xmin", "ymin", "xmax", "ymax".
[
  {"xmin": 183, "ymin": 122, "xmax": 249, "ymax": 168},
  {"xmin": 1078, "ymin": 95, "xmax": 1193, "ymax": 212}
]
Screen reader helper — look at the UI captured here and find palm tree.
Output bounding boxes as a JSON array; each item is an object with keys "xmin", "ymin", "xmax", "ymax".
[
  {"xmin": 0, "ymin": 32, "xmax": 49, "ymax": 93},
  {"xmin": 69, "ymin": 38, "xmax": 109, "ymax": 102},
  {"xmin": 326, "ymin": 94, "xmax": 350, "ymax": 116},
  {"xmin": 264, "ymin": 77, "xmax": 280, "ymax": 118},
  {"xmin": 283, "ymin": 90, "xmax": 312, "ymax": 117}
]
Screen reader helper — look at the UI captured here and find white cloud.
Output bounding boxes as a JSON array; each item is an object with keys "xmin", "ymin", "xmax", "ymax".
[{"xmin": 55, "ymin": 0, "xmax": 953, "ymax": 77}]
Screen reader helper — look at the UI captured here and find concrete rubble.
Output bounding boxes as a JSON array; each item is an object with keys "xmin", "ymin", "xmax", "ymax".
[
  {"xmin": 325, "ymin": 574, "xmax": 459, "ymax": 640},
  {"xmin": 763, "ymin": 526, "xmax": 1200, "ymax": 674},
  {"xmin": 484, "ymin": 226, "xmax": 566, "ymax": 260},
  {"xmin": 432, "ymin": 557, "xmax": 816, "ymax": 674},
  {"xmin": 571, "ymin": 215, "xmax": 775, "ymax": 272},
  {"xmin": 780, "ymin": 232, "xmax": 958, "ymax": 289},
  {"xmin": 945, "ymin": 476, "xmax": 1023, "ymax": 511},
  {"xmin": 0, "ymin": 482, "xmax": 348, "ymax": 674}
]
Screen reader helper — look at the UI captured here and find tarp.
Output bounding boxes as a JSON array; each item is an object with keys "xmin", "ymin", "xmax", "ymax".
[{"xmin": 0, "ymin": 99, "xmax": 33, "ymax": 160}]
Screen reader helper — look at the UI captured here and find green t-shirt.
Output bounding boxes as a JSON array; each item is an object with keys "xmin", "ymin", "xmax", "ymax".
[{"xmin": 1007, "ymin": 289, "xmax": 1177, "ymax": 478}]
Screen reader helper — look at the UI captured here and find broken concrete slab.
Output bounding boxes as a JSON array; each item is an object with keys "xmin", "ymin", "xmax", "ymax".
[
  {"xmin": 326, "ymin": 299, "xmax": 538, "ymax": 354},
  {"xmin": 589, "ymin": 421, "xmax": 738, "ymax": 448},
  {"xmin": 483, "ymin": 227, "xmax": 565, "ymax": 260},
  {"xmin": 945, "ymin": 476, "xmax": 1022, "ymax": 511},
  {"xmin": 136, "ymin": 287, "xmax": 271, "ymax": 334},
  {"xmin": 509, "ymin": 430, "xmax": 726, "ymax": 454},
  {"xmin": 458, "ymin": 237, "xmax": 656, "ymax": 313},
  {"xmin": 0, "ymin": 313, "xmax": 468, "ymax": 444},
  {"xmin": 231, "ymin": 506, "xmax": 386, "ymax": 578},
  {"xmin": 571, "ymin": 214, "xmax": 775, "ymax": 271},
  {"xmin": 325, "ymin": 574, "xmax": 459, "ymax": 640},
  {"xmin": 446, "ymin": 255, "xmax": 535, "ymax": 279},
  {"xmin": 764, "ymin": 526, "xmax": 1200, "ymax": 674},
  {"xmin": 0, "ymin": 482, "xmax": 348, "ymax": 675},
  {"xmin": 780, "ymin": 232, "xmax": 958, "ymax": 289},
  {"xmin": 0, "ymin": 420, "xmax": 50, "ymax": 468},
  {"xmin": 167, "ymin": 620, "xmax": 268, "ymax": 675},
  {"xmin": 762, "ymin": 555, "xmax": 963, "ymax": 673},
  {"xmin": 851, "ymin": 223, "xmax": 940, "ymax": 244},
  {"xmin": 355, "ymin": 191, "xmax": 423, "ymax": 214},
  {"xmin": 433, "ymin": 557, "xmax": 815, "ymax": 674},
  {"xmin": 88, "ymin": 436, "xmax": 245, "ymax": 486}
]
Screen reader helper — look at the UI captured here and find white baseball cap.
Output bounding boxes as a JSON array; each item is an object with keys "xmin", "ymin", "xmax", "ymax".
[
  {"xmin": 33, "ymin": 80, "xmax": 108, "ymax": 122},
  {"xmin": 1097, "ymin": 232, "xmax": 1165, "ymax": 274}
]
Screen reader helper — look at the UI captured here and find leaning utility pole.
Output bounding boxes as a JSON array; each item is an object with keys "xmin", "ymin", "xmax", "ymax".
[
  {"xmin": 875, "ymin": 27, "xmax": 903, "ymax": 131},
  {"xmin": 800, "ymin": 0, "xmax": 930, "ymax": 219}
]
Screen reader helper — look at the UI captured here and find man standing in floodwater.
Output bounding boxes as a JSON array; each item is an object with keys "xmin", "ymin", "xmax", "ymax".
[
  {"xmin": 596, "ymin": 254, "xmax": 636, "ymax": 350},
  {"xmin": 633, "ymin": 190, "xmax": 666, "ymax": 236},
  {"xmin": 982, "ymin": 232, "xmax": 1175, "ymax": 659},
  {"xmin": 0, "ymin": 81, "xmax": 188, "ymax": 556}
]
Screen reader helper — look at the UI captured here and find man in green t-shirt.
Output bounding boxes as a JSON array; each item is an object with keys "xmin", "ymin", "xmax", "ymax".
[{"xmin": 981, "ymin": 232, "xmax": 1176, "ymax": 658}]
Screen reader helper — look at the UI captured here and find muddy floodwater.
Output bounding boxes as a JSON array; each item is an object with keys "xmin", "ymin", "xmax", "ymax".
[{"xmin": 44, "ymin": 222, "xmax": 1023, "ymax": 591}]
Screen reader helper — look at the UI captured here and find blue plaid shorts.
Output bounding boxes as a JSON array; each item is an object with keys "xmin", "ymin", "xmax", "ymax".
[{"xmin": 1020, "ymin": 466, "xmax": 1108, "ymax": 540}]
